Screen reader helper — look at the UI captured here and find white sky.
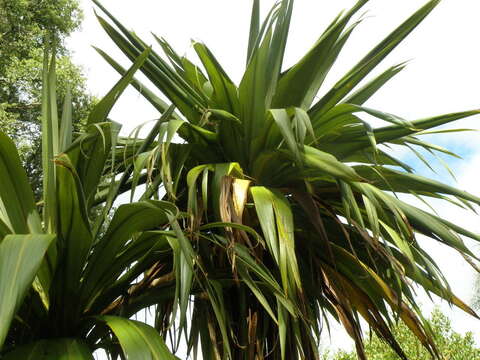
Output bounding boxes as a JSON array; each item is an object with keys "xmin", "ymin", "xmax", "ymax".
[{"xmin": 68, "ymin": 0, "xmax": 480, "ymax": 355}]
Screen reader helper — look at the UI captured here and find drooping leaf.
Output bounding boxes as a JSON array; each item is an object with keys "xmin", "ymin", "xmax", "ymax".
[
  {"xmin": 247, "ymin": 0, "xmax": 260, "ymax": 64},
  {"xmin": 93, "ymin": 6, "xmax": 204, "ymax": 123},
  {"xmin": 251, "ymin": 186, "xmax": 301, "ymax": 294},
  {"xmin": 343, "ymin": 62, "xmax": 407, "ymax": 105},
  {"xmin": 273, "ymin": 0, "xmax": 368, "ymax": 109},
  {"xmin": 41, "ymin": 50, "xmax": 59, "ymax": 232},
  {"xmin": 98, "ymin": 316, "xmax": 178, "ymax": 359},
  {"xmin": 301, "ymin": 145, "xmax": 364, "ymax": 182},
  {"xmin": 82, "ymin": 201, "xmax": 177, "ymax": 310}
]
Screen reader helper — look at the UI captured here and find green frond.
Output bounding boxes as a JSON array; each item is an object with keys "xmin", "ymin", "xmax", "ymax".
[{"xmin": 2, "ymin": 1, "xmax": 479, "ymax": 359}]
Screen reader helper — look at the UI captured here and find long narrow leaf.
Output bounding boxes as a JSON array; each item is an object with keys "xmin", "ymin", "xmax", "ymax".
[
  {"xmin": 0, "ymin": 132, "xmax": 42, "ymax": 234},
  {"xmin": 0, "ymin": 235, "xmax": 55, "ymax": 348},
  {"xmin": 98, "ymin": 316, "xmax": 178, "ymax": 359},
  {"xmin": 3, "ymin": 339, "xmax": 93, "ymax": 359}
]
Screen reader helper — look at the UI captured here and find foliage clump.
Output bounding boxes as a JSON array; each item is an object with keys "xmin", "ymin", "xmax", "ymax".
[
  {"xmin": 0, "ymin": 0, "xmax": 95, "ymax": 197},
  {"xmin": 328, "ymin": 308, "xmax": 480, "ymax": 360}
]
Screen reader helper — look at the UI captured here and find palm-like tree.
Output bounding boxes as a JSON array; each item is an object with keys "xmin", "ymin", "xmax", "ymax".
[
  {"xmin": 0, "ymin": 50, "xmax": 181, "ymax": 358},
  {"xmin": 89, "ymin": 0, "xmax": 480, "ymax": 359},
  {"xmin": 2, "ymin": 0, "xmax": 480, "ymax": 359}
]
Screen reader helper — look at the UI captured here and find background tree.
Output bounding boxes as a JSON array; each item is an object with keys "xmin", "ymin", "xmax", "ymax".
[
  {"xmin": 473, "ymin": 275, "xmax": 480, "ymax": 311},
  {"xmin": 328, "ymin": 308, "xmax": 480, "ymax": 360},
  {"xmin": 0, "ymin": 0, "xmax": 95, "ymax": 197}
]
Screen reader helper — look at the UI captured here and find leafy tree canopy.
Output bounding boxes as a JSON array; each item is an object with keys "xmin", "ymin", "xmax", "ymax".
[
  {"xmin": 327, "ymin": 308, "xmax": 480, "ymax": 360},
  {"xmin": 0, "ymin": 0, "xmax": 81, "ymax": 66},
  {"xmin": 0, "ymin": 0, "xmax": 95, "ymax": 197}
]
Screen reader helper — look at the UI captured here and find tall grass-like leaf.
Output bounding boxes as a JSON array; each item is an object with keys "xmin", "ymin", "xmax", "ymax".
[
  {"xmin": 92, "ymin": 105, "xmax": 176, "ymax": 236},
  {"xmin": 0, "ymin": 131, "xmax": 54, "ymax": 313},
  {"xmin": 166, "ymin": 235, "xmax": 193, "ymax": 343},
  {"xmin": 98, "ymin": 316, "xmax": 178, "ymax": 359},
  {"xmin": 94, "ymin": 47, "xmax": 169, "ymax": 112},
  {"xmin": 310, "ymin": 0, "xmax": 441, "ymax": 118},
  {"xmin": 301, "ymin": 145, "xmax": 363, "ymax": 182},
  {"xmin": 0, "ymin": 235, "xmax": 54, "ymax": 348},
  {"xmin": 240, "ymin": 29, "xmax": 273, "ymax": 164},
  {"xmin": 354, "ymin": 165, "xmax": 480, "ymax": 205},
  {"xmin": 251, "ymin": 187, "xmax": 301, "ymax": 294},
  {"xmin": 59, "ymin": 87, "xmax": 73, "ymax": 152},
  {"xmin": 320, "ymin": 109, "xmax": 480, "ymax": 159},
  {"xmin": 193, "ymin": 42, "xmax": 245, "ymax": 164},
  {"xmin": 202, "ymin": 280, "xmax": 232, "ymax": 359},
  {"xmin": 41, "ymin": 51, "xmax": 58, "ymax": 232},
  {"xmin": 241, "ymin": 0, "xmax": 295, "ymax": 165},
  {"xmin": 0, "ymin": 132, "xmax": 42, "ymax": 234},
  {"xmin": 82, "ymin": 201, "xmax": 177, "ymax": 309},
  {"xmin": 247, "ymin": 0, "xmax": 260, "ymax": 64},
  {"xmin": 193, "ymin": 42, "xmax": 239, "ymax": 115}
]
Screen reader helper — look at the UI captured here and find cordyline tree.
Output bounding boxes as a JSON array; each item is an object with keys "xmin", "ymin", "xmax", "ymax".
[
  {"xmin": 1, "ymin": 0, "xmax": 480, "ymax": 359},
  {"xmin": 0, "ymin": 48, "xmax": 182, "ymax": 358}
]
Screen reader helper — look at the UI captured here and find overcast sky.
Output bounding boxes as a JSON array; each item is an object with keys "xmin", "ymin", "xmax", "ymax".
[{"xmin": 68, "ymin": 0, "xmax": 480, "ymax": 355}]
